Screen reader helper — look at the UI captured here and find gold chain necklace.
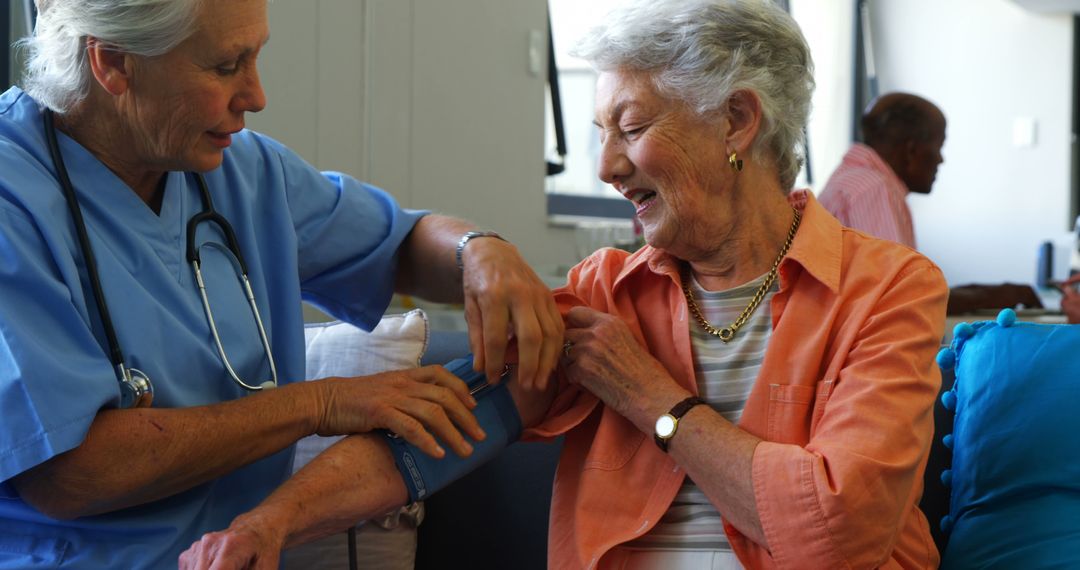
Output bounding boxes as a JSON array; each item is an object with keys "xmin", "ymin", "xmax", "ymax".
[{"xmin": 682, "ymin": 208, "xmax": 802, "ymax": 343}]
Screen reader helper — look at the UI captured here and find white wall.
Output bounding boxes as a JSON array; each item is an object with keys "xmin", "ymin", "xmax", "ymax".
[
  {"xmin": 872, "ymin": 0, "xmax": 1074, "ymax": 285},
  {"xmin": 247, "ymin": 0, "xmax": 580, "ymax": 273},
  {"xmin": 250, "ymin": 0, "xmax": 1077, "ymax": 286}
]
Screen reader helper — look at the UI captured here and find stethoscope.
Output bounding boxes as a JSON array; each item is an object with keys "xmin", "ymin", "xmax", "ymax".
[{"xmin": 43, "ymin": 110, "xmax": 278, "ymax": 409}]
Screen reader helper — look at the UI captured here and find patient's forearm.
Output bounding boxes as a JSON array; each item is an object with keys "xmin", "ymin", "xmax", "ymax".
[
  {"xmin": 247, "ymin": 370, "xmax": 554, "ymax": 550},
  {"xmin": 253, "ymin": 434, "xmax": 408, "ymax": 549}
]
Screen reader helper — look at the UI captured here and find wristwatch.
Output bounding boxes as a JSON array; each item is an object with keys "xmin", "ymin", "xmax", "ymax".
[
  {"xmin": 455, "ymin": 230, "xmax": 506, "ymax": 271},
  {"xmin": 654, "ymin": 396, "xmax": 706, "ymax": 452}
]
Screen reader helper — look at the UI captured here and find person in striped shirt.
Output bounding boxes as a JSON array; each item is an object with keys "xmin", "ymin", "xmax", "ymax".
[
  {"xmin": 820, "ymin": 95, "xmax": 1045, "ymax": 316},
  {"xmin": 818, "ymin": 92, "xmax": 946, "ymax": 250}
]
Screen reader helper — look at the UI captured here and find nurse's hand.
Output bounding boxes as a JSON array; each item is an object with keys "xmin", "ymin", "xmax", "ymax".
[
  {"xmin": 310, "ymin": 365, "xmax": 486, "ymax": 459},
  {"xmin": 460, "ymin": 237, "xmax": 563, "ymax": 391},
  {"xmin": 179, "ymin": 513, "xmax": 282, "ymax": 570}
]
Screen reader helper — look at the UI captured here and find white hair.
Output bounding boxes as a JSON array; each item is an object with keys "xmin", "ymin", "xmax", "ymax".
[
  {"xmin": 572, "ymin": 0, "xmax": 814, "ymax": 191},
  {"xmin": 17, "ymin": 0, "xmax": 203, "ymax": 113}
]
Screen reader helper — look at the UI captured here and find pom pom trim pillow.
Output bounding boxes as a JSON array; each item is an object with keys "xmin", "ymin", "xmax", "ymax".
[{"xmin": 936, "ymin": 309, "xmax": 1080, "ymax": 568}]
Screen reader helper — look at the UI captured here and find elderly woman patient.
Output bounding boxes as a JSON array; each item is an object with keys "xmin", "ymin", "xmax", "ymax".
[{"xmin": 186, "ymin": 0, "xmax": 947, "ymax": 568}]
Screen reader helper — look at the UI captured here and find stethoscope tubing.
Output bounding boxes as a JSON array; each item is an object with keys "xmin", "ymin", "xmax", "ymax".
[{"xmin": 43, "ymin": 109, "xmax": 278, "ymax": 405}]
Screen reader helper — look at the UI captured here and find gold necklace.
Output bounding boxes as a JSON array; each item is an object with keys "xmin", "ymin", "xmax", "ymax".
[{"xmin": 682, "ymin": 208, "xmax": 802, "ymax": 343}]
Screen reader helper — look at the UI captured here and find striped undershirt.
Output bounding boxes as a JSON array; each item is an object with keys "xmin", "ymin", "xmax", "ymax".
[{"xmin": 623, "ymin": 271, "xmax": 776, "ymax": 559}]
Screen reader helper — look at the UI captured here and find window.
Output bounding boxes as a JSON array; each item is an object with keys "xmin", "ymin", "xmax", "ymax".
[
  {"xmin": 545, "ymin": 0, "xmax": 624, "ymax": 201},
  {"xmin": 544, "ymin": 0, "xmax": 856, "ymax": 204}
]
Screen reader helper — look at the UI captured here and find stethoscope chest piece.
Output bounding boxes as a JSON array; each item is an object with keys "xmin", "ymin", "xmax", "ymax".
[{"xmin": 118, "ymin": 366, "xmax": 154, "ymax": 409}]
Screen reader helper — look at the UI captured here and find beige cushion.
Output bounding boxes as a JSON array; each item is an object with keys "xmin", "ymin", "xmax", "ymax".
[{"xmin": 283, "ymin": 309, "xmax": 428, "ymax": 570}]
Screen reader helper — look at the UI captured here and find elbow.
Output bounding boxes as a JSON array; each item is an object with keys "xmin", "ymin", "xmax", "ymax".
[
  {"xmin": 18, "ymin": 491, "xmax": 90, "ymax": 521},
  {"xmin": 11, "ymin": 472, "xmax": 98, "ymax": 521}
]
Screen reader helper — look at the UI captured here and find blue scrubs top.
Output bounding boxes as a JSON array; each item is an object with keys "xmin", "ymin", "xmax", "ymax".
[{"xmin": 0, "ymin": 87, "xmax": 425, "ymax": 568}]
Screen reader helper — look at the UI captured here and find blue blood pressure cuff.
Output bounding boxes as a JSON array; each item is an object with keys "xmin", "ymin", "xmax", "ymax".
[{"xmin": 383, "ymin": 355, "xmax": 521, "ymax": 501}]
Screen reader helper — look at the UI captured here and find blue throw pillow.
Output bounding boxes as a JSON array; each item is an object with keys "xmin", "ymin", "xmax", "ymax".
[{"xmin": 936, "ymin": 310, "xmax": 1080, "ymax": 568}]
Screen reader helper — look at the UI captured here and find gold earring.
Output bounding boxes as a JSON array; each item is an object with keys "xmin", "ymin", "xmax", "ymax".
[{"xmin": 728, "ymin": 151, "xmax": 744, "ymax": 172}]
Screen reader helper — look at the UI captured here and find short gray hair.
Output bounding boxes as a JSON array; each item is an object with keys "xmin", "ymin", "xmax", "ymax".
[
  {"xmin": 17, "ymin": 0, "xmax": 203, "ymax": 113},
  {"xmin": 572, "ymin": 0, "xmax": 814, "ymax": 190}
]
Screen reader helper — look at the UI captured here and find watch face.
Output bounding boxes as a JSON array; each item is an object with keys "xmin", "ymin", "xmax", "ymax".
[{"xmin": 655, "ymin": 414, "xmax": 677, "ymax": 439}]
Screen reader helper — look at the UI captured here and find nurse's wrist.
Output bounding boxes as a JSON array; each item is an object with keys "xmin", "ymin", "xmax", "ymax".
[
  {"xmin": 455, "ymin": 230, "xmax": 506, "ymax": 272},
  {"xmin": 274, "ymin": 380, "xmax": 324, "ymax": 438}
]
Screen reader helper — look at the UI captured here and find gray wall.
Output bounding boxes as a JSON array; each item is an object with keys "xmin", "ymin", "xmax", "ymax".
[
  {"xmin": 8, "ymin": 0, "xmax": 31, "ymax": 86},
  {"xmin": 247, "ymin": 0, "xmax": 580, "ymax": 274}
]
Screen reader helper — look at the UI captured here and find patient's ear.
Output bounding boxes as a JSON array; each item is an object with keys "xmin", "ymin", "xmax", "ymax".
[
  {"xmin": 85, "ymin": 37, "xmax": 132, "ymax": 96},
  {"xmin": 722, "ymin": 89, "xmax": 764, "ymax": 157}
]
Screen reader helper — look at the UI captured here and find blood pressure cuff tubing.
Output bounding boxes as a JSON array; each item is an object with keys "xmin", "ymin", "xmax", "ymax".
[{"xmin": 383, "ymin": 355, "xmax": 522, "ymax": 502}]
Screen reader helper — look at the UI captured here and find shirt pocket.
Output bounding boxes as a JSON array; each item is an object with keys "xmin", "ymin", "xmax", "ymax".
[
  {"xmin": 766, "ymin": 384, "xmax": 817, "ymax": 444},
  {"xmin": 583, "ymin": 410, "xmax": 646, "ymax": 471},
  {"xmin": 810, "ymin": 379, "xmax": 836, "ymax": 433}
]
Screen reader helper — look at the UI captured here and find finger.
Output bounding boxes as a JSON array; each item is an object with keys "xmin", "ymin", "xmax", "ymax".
[
  {"xmin": 533, "ymin": 295, "xmax": 564, "ymax": 391},
  {"xmin": 386, "ymin": 413, "xmax": 446, "ymax": 458},
  {"xmin": 565, "ymin": 305, "xmax": 603, "ymax": 328},
  {"xmin": 508, "ymin": 304, "xmax": 543, "ymax": 390},
  {"xmin": 253, "ymin": 550, "xmax": 281, "ymax": 570},
  {"xmin": 178, "ymin": 545, "xmax": 196, "ymax": 570},
  {"xmin": 207, "ymin": 549, "xmax": 240, "ymax": 570},
  {"xmin": 464, "ymin": 298, "xmax": 486, "ymax": 374},
  {"xmin": 416, "ymin": 373, "xmax": 486, "ymax": 441},
  {"xmin": 418, "ymin": 365, "xmax": 476, "ymax": 408},
  {"xmin": 397, "ymin": 400, "xmax": 474, "ymax": 457},
  {"xmin": 480, "ymin": 300, "xmax": 511, "ymax": 387},
  {"xmin": 202, "ymin": 536, "xmax": 232, "ymax": 570}
]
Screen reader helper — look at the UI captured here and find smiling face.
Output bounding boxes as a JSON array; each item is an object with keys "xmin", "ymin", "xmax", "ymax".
[
  {"xmin": 118, "ymin": 0, "xmax": 269, "ymax": 174},
  {"xmin": 593, "ymin": 69, "xmax": 732, "ymax": 256}
]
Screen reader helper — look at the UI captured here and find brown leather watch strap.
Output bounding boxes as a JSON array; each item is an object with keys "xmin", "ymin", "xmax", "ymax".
[{"xmin": 654, "ymin": 396, "xmax": 706, "ymax": 452}]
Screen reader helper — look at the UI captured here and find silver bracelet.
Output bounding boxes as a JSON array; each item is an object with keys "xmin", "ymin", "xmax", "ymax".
[{"xmin": 455, "ymin": 230, "xmax": 505, "ymax": 272}]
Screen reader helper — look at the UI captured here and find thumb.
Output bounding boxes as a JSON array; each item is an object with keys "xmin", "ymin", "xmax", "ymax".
[{"xmin": 565, "ymin": 305, "xmax": 604, "ymax": 329}]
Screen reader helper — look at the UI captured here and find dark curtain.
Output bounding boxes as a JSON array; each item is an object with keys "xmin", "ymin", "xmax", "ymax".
[{"xmin": 1, "ymin": 0, "xmax": 10, "ymax": 87}]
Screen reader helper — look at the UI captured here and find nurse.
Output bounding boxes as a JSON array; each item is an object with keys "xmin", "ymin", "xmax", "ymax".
[{"xmin": 0, "ymin": 0, "xmax": 563, "ymax": 568}]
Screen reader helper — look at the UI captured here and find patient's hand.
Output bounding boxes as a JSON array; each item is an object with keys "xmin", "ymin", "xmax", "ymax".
[
  {"xmin": 179, "ymin": 511, "xmax": 283, "ymax": 570},
  {"xmin": 504, "ymin": 366, "xmax": 558, "ymax": 428}
]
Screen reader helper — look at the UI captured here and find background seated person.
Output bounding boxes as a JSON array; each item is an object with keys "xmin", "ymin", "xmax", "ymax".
[
  {"xmin": 182, "ymin": 0, "xmax": 947, "ymax": 567},
  {"xmin": 1059, "ymin": 274, "xmax": 1080, "ymax": 323},
  {"xmin": 820, "ymin": 92, "xmax": 1042, "ymax": 316}
]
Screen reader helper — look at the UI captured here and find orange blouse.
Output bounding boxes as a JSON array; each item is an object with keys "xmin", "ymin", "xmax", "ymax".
[{"xmin": 527, "ymin": 191, "xmax": 946, "ymax": 569}]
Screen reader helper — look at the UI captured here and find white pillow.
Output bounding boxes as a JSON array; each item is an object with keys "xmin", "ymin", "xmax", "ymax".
[
  {"xmin": 283, "ymin": 309, "xmax": 429, "ymax": 570},
  {"xmin": 292, "ymin": 310, "xmax": 429, "ymax": 468}
]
